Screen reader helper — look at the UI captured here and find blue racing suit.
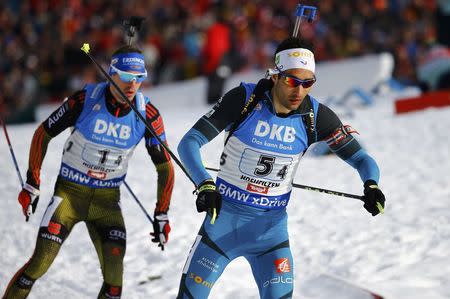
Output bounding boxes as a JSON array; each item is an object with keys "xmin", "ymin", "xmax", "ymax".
[{"xmin": 177, "ymin": 82, "xmax": 379, "ymax": 298}]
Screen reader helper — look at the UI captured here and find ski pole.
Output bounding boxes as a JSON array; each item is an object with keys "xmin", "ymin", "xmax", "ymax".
[
  {"xmin": 1, "ymin": 118, "xmax": 41, "ymax": 221},
  {"xmin": 1, "ymin": 117, "xmax": 24, "ymax": 187},
  {"xmin": 123, "ymin": 181, "xmax": 153, "ymax": 224},
  {"xmin": 291, "ymin": 182, "xmax": 363, "ymax": 200},
  {"xmin": 204, "ymin": 166, "xmax": 363, "ymax": 201},
  {"xmin": 123, "ymin": 181, "xmax": 168, "ymax": 251},
  {"xmin": 80, "ymin": 43, "xmax": 197, "ymax": 188}
]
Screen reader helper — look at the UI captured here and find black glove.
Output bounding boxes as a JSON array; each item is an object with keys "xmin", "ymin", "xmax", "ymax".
[
  {"xmin": 150, "ymin": 212, "xmax": 170, "ymax": 251},
  {"xmin": 196, "ymin": 179, "xmax": 222, "ymax": 223},
  {"xmin": 18, "ymin": 183, "xmax": 40, "ymax": 222},
  {"xmin": 362, "ymin": 180, "xmax": 385, "ymax": 216}
]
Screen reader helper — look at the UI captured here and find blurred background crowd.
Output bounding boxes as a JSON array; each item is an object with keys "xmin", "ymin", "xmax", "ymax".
[{"xmin": 1, "ymin": 0, "xmax": 449, "ymax": 122}]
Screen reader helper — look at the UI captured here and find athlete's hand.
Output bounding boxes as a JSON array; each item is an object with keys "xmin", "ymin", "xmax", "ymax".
[
  {"xmin": 18, "ymin": 183, "xmax": 40, "ymax": 222},
  {"xmin": 362, "ymin": 180, "xmax": 385, "ymax": 216},
  {"xmin": 151, "ymin": 212, "xmax": 171, "ymax": 251},
  {"xmin": 196, "ymin": 179, "xmax": 222, "ymax": 224}
]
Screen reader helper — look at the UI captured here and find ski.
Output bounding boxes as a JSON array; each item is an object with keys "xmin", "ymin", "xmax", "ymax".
[{"xmin": 302, "ymin": 273, "xmax": 385, "ymax": 299}]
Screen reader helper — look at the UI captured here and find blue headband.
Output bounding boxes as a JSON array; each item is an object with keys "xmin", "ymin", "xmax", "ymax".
[{"xmin": 109, "ymin": 52, "xmax": 147, "ymax": 74}]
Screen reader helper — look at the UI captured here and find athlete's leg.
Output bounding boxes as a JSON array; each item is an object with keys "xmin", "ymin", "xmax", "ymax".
[
  {"xmin": 247, "ymin": 242, "xmax": 294, "ymax": 299},
  {"xmin": 177, "ymin": 216, "xmax": 236, "ymax": 299},
  {"xmin": 87, "ymin": 187, "xmax": 125, "ymax": 299},
  {"xmin": 2, "ymin": 180, "xmax": 83, "ymax": 299}
]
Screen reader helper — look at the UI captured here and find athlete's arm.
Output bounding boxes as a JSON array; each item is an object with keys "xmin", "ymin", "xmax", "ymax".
[
  {"xmin": 315, "ymin": 103, "xmax": 380, "ymax": 183},
  {"xmin": 177, "ymin": 86, "xmax": 246, "ymax": 185},
  {"xmin": 144, "ymin": 103, "xmax": 174, "ymax": 214},
  {"xmin": 26, "ymin": 90, "xmax": 86, "ymax": 188}
]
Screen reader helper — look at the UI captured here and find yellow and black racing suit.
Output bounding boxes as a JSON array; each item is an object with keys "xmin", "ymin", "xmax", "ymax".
[{"xmin": 3, "ymin": 86, "xmax": 174, "ymax": 299}]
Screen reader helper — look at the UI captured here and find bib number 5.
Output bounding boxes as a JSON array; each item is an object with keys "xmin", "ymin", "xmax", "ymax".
[
  {"xmin": 239, "ymin": 148, "xmax": 293, "ymax": 182},
  {"xmin": 254, "ymin": 156, "xmax": 275, "ymax": 176},
  {"xmin": 255, "ymin": 155, "xmax": 288, "ymax": 180}
]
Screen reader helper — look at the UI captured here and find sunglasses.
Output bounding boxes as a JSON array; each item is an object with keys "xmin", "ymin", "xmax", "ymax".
[
  {"xmin": 280, "ymin": 73, "xmax": 316, "ymax": 88},
  {"xmin": 110, "ymin": 65, "xmax": 147, "ymax": 83}
]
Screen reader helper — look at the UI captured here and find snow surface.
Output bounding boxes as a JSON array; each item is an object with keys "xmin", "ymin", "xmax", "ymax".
[{"xmin": 1, "ymin": 70, "xmax": 449, "ymax": 299}]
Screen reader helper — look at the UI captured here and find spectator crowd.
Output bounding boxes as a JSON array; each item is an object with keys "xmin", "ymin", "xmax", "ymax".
[{"xmin": 0, "ymin": 0, "xmax": 446, "ymax": 122}]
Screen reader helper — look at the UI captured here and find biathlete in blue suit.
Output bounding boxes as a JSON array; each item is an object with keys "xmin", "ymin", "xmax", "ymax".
[{"xmin": 176, "ymin": 37, "xmax": 386, "ymax": 299}]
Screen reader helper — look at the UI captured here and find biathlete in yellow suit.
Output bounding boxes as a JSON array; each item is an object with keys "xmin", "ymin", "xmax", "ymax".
[{"xmin": 2, "ymin": 45, "xmax": 175, "ymax": 299}]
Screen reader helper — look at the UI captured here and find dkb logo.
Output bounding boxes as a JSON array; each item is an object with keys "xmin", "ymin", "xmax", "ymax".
[
  {"xmin": 254, "ymin": 121, "xmax": 296, "ymax": 142},
  {"xmin": 93, "ymin": 119, "xmax": 131, "ymax": 140}
]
